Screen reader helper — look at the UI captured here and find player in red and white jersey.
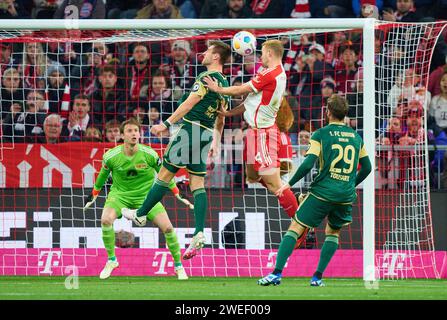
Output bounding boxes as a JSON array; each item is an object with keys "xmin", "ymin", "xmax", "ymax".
[{"xmin": 204, "ymin": 40, "xmax": 299, "ymax": 218}]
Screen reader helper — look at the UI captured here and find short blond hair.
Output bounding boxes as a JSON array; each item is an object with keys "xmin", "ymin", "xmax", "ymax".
[{"xmin": 262, "ymin": 40, "xmax": 284, "ymax": 58}]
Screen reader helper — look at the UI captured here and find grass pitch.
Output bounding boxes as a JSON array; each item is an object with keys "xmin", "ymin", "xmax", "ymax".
[{"xmin": 0, "ymin": 277, "xmax": 446, "ymax": 300}]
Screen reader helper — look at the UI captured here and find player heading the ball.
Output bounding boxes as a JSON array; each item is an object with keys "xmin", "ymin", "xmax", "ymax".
[{"xmin": 204, "ymin": 39, "xmax": 300, "ymax": 224}]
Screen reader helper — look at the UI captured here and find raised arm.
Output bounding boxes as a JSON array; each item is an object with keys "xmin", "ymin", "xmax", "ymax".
[{"xmin": 203, "ymin": 76, "xmax": 254, "ymax": 97}]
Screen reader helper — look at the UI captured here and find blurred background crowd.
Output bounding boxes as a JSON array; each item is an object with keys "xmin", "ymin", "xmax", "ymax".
[{"xmin": 0, "ymin": 0, "xmax": 446, "ymax": 189}]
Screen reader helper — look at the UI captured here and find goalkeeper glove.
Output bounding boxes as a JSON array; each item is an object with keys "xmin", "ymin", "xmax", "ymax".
[
  {"xmin": 171, "ymin": 186, "xmax": 194, "ymax": 210},
  {"xmin": 83, "ymin": 189, "xmax": 100, "ymax": 212}
]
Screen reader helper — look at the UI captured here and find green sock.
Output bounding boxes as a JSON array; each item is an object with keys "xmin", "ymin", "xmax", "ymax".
[
  {"xmin": 102, "ymin": 225, "xmax": 116, "ymax": 260},
  {"xmin": 316, "ymin": 235, "xmax": 339, "ymax": 275},
  {"xmin": 274, "ymin": 231, "xmax": 299, "ymax": 273},
  {"xmin": 165, "ymin": 230, "xmax": 182, "ymax": 267},
  {"xmin": 192, "ymin": 188, "xmax": 207, "ymax": 236},
  {"xmin": 137, "ymin": 178, "xmax": 170, "ymax": 217}
]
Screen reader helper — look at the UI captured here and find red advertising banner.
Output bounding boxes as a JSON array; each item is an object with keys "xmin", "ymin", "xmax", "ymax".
[{"xmin": 0, "ymin": 142, "xmax": 184, "ymax": 188}]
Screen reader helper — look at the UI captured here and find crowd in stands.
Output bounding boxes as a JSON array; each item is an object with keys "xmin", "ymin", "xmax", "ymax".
[{"xmin": 0, "ymin": 0, "xmax": 446, "ymax": 188}]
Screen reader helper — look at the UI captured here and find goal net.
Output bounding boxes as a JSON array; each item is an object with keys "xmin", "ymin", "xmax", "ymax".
[{"xmin": 0, "ymin": 19, "xmax": 445, "ymax": 279}]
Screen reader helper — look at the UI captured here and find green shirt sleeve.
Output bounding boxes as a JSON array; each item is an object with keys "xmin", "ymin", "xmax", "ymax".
[
  {"xmin": 355, "ymin": 155, "xmax": 372, "ymax": 186},
  {"xmin": 93, "ymin": 156, "xmax": 111, "ymax": 191},
  {"xmin": 288, "ymin": 154, "xmax": 318, "ymax": 187}
]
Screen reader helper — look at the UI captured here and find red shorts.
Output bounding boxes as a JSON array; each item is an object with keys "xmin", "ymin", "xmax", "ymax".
[{"xmin": 243, "ymin": 125, "xmax": 280, "ymax": 172}]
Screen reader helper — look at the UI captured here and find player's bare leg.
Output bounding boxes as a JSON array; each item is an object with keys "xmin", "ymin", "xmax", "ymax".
[
  {"xmin": 152, "ymin": 213, "xmax": 188, "ymax": 280},
  {"xmin": 311, "ymin": 224, "xmax": 341, "ymax": 287},
  {"xmin": 183, "ymin": 174, "xmax": 207, "ymax": 260},
  {"xmin": 100, "ymin": 208, "xmax": 119, "ymax": 279},
  {"xmin": 258, "ymin": 219, "xmax": 307, "ymax": 285}
]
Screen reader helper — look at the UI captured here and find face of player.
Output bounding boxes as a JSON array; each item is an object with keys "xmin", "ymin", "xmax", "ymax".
[
  {"xmin": 201, "ymin": 45, "xmax": 216, "ymax": 66},
  {"xmin": 152, "ymin": 76, "xmax": 167, "ymax": 95},
  {"xmin": 72, "ymin": 98, "xmax": 90, "ymax": 119},
  {"xmin": 133, "ymin": 45, "xmax": 148, "ymax": 64},
  {"xmin": 99, "ymin": 71, "xmax": 117, "ymax": 89},
  {"xmin": 106, "ymin": 127, "xmax": 121, "ymax": 142},
  {"xmin": 122, "ymin": 124, "xmax": 140, "ymax": 145},
  {"xmin": 260, "ymin": 46, "xmax": 269, "ymax": 68},
  {"xmin": 397, "ymin": 0, "xmax": 413, "ymax": 14}
]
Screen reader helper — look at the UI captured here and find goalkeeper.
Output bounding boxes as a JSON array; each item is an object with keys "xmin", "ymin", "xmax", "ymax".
[{"xmin": 84, "ymin": 117, "xmax": 189, "ymax": 280}]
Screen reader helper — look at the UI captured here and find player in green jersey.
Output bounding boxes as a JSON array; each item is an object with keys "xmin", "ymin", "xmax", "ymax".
[
  {"xmin": 258, "ymin": 94, "xmax": 372, "ymax": 287},
  {"xmin": 84, "ymin": 118, "xmax": 188, "ymax": 280},
  {"xmin": 122, "ymin": 41, "xmax": 232, "ymax": 260}
]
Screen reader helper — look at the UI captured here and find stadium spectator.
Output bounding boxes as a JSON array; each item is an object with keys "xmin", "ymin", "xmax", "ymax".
[
  {"xmin": 388, "ymin": 68, "xmax": 431, "ymax": 114},
  {"xmin": 381, "ymin": 0, "xmax": 423, "ymax": 22},
  {"xmin": 53, "ymin": 0, "xmax": 106, "ymax": 19},
  {"xmin": 45, "ymin": 64, "xmax": 68, "ymax": 114},
  {"xmin": 148, "ymin": 70, "xmax": 180, "ymax": 119},
  {"xmin": 323, "ymin": 31, "xmax": 347, "ymax": 67},
  {"xmin": 126, "ymin": 43, "xmax": 151, "ymax": 104},
  {"xmin": 91, "ymin": 65, "xmax": 127, "ymax": 129},
  {"xmin": 251, "ymin": 0, "xmax": 288, "ymax": 17},
  {"xmin": 428, "ymin": 61, "xmax": 447, "ymax": 96},
  {"xmin": 0, "ymin": 67, "xmax": 25, "ymax": 120},
  {"xmin": 104, "ymin": 119, "xmax": 122, "ymax": 143},
  {"xmin": 290, "ymin": 129, "xmax": 314, "ymax": 188},
  {"xmin": 232, "ymin": 52, "xmax": 262, "ymax": 84},
  {"xmin": 40, "ymin": 113, "xmax": 66, "ymax": 143},
  {"xmin": 2, "ymin": 90, "xmax": 47, "ymax": 143},
  {"xmin": 32, "ymin": 0, "xmax": 62, "ymax": 19},
  {"xmin": 353, "ymin": 0, "xmax": 382, "ymax": 18},
  {"xmin": 106, "ymin": 0, "xmax": 143, "ymax": 19},
  {"xmin": 224, "ymin": 0, "xmax": 253, "ymax": 18},
  {"xmin": 66, "ymin": 94, "xmax": 93, "ymax": 141},
  {"xmin": 205, "ymin": 0, "xmax": 253, "ymax": 18},
  {"xmin": 334, "ymin": 43, "xmax": 360, "ymax": 93},
  {"xmin": 322, "ymin": 0, "xmax": 355, "ymax": 17},
  {"xmin": 142, "ymin": 104, "xmax": 169, "ymax": 144},
  {"xmin": 136, "ymin": 0, "xmax": 183, "ymax": 19},
  {"xmin": 428, "ymin": 71, "xmax": 447, "ymax": 137},
  {"xmin": 70, "ymin": 46, "xmax": 103, "ymax": 97},
  {"xmin": 161, "ymin": 39, "xmax": 199, "ymax": 91},
  {"xmin": 0, "ymin": 0, "xmax": 29, "ymax": 18},
  {"xmin": 346, "ymin": 67, "xmax": 364, "ymax": 134},
  {"xmin": 82, "ymin": 126, "xmax": 102, "ymax": 142}
]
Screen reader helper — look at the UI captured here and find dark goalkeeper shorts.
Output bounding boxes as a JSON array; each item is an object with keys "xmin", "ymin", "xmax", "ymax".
[
  {"xmin": 163, "ymin": 121, "xmax": 213, "ymax": 177},
  {"xmin": 293, "ymin": 193, "xmax": 353, "ymax": 230}
]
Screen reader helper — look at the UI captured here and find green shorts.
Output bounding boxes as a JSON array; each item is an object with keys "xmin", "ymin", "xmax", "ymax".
[
  {"xmin": 104, "ymin": 192, "xmax": 166, "ymax": 221},
  {"xmin": 293, "ymin": 193, "xmax": 353, "ymax": 230},
  {"xmin": 163, "ymin": 121, "xmax": 213, "ymax": 177}
]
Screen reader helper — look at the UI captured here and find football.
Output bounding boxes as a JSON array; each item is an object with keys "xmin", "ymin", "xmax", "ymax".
[{"xmin": 232, "ymin": 31, "xmax": 257, "ymax": 56}]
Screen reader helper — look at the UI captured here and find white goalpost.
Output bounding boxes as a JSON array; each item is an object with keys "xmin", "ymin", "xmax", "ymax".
[{"xmin": 0, "ymin": 18, "xmax": 444, "ymax": 281}]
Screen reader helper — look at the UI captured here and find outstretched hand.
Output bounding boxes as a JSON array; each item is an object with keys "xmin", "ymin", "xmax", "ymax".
[{"xmin": 203, "ymin": 76, "xmax": 220, "ymax": 93}]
